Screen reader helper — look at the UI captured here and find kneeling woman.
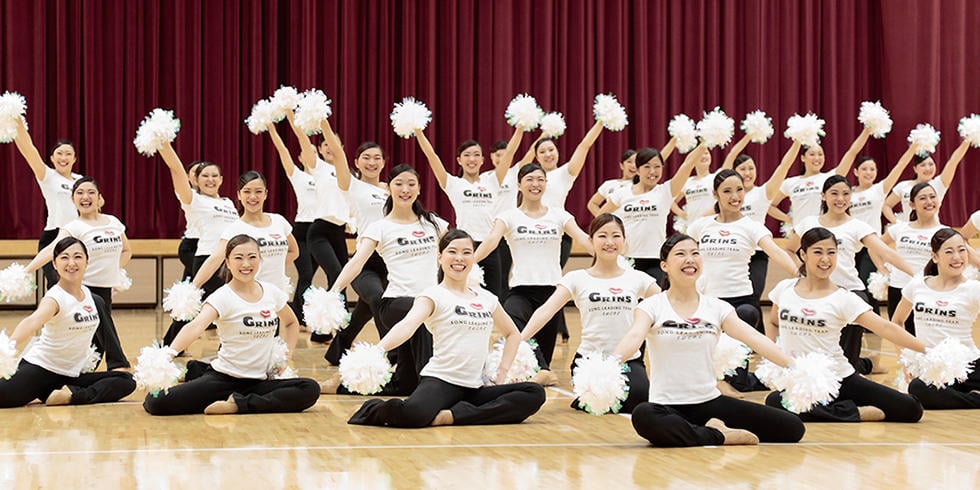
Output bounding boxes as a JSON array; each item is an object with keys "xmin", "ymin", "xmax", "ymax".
[
  {"xmin": 613, "ymin": 234, "xmax": 805, "ymax": 447},
  {"xmin": 348, "ymin": 229, "xmax": 546, "ymax": 428},
  {"xmin": 144, "ymin": 235, "xmax": 320, "ymax": 415},
  {"xmin": 765, "ymin": 227, "xmax": 926, "ymax": 422},
  {"xmin": 0, "ymin": 238, "xmax": 135, "ymax": 408}
]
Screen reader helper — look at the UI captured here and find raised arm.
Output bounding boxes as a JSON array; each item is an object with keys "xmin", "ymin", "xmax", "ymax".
[
  {"xmin": 880, "ymin": 143, "xmax": 919, "ymax": 195},
  {"xmin": 763, "ymin": 140, "xmax": 802, "ymax": 201},
  {"xmin": 377, "ymin": 296, "xmax": 436, "ymax": 352},
  {"xmin": 660, "ymin": 137, "xmax": 677, "ymax": 162},
  {"xmin": 267, "ymin": 123, "xmax": 297, "ymax": 178},
  {"xmin": 938, "ymin": 139, "xmax": 971, "ymax": 189},
  {"xmin": 10, "ymin": 298, "xmax": 59, "ymax": 349},
  {"xmin": 721, "ymin": 134, "xmax": 753, "ymax": 170},
  {"xmin": 668, "ymin": 144, "xmax": 705, "ymax": 199},
  {"xmin": 318, "ymin": 118, "xmax": 352, "ymax": 190},
  {"xmin": 414, "ymin": 128, "xmax": 449, "ymax": 189},
  {"xmin": 961, "ymin": 215, "xmax": 978, "ymax": 239},
  {"xmin": 495, "ymin": 126, "xmax": 526, "ymax": 185},
  {"xmin": 474, "ymin": 220, "xmax": 506, "ymax": 262},
  {"xmin": 520, "ymin": 286, "xmax": 573, "ymax": 342},
  {"xmin": 517, "ymin": 133, "xmax": 546, "ymax": 166},
  {"xmin": 13, "ymin": 117, "xmax": 48, "ymax": 181},
  {"xmin": 566, "ymin": 121, "xmax": 605, "ymax": 177},
  {"xmin": 158, "ymin": 141, "xmax": 194, "ymax": 205},
  {"xmin": 833, "ymin": 126, "xmax": 872, "ymax": 176}
]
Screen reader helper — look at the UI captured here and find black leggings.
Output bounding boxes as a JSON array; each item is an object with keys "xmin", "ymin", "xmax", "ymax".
[
  {"xmin": 290, "ymin": 221, "xmax": 316, "ymax": 325},
  {"xmin": 887, "ymin": 286, "xmax": 916, "ymax": 335},
  {"xmin": 748, "ymin": 250, "xmax": 768, "ymax": 300},
  {"xmin": 325, "ymin": 253, "xmax": 388, "ymax": 365},
  {"xmin": 177, "ymin": 237, "xmax": 199, "ymax": 281},
  {"xmin": 496, "ymin": 238, "xmax": 513, "ymax": 302},
  {"xmin": 38, "ymin": 228, "xmax": 61, "ymax": 289},
  {"xmin": 348, "ymin": 376, "xmax": 546, "ymax": 428},
  {"xmin": 504, "ymin": 285, "xmax": 562, "ymax": 370},
  {"xmin": 631, "ymin": 395, "xmax": 805, "ymax": 447},
  {"xmin": 632, "ymin": 258, "xmax": 665, "ymax": 290},
  {"xmin": 840, "ymin": 289, "xmax": 874, "ymax": 375},
  {"xmin": 719, "ymin": 295, "xmax": 768, "ymax": 392},
  {"xmin": 766, "ymin": 372, "xmax": 923, "ymax": 422},
  {"xmin": 0, "ymin": 360, "xmax": 135, "ymax": 408},
  {"xmin": 908, "ymin": 357, "xmax": 980, "ymax": 409},
  {"xmin": 473, "ymin": 242, "xmax": 502, "ymax": 298},
  {"xmin": 143, "ymin": 367, "xmax": 320, "ymax": 415},
  {"xmin": 307, "ymin": 219, "xmax": 348, "ymax": 286},
  {"xmin": 163, "ymin": 254, "xmax": 224, "ymax": 347},
  {"xmin": 86, "ymin": 286, "xmax": 130, "ymax": 370},
  {"xmin": 570, "ymin": 355, "xmax": 648, "ymax": 414}
]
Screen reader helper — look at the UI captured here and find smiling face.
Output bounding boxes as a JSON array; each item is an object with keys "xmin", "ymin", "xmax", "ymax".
[
  {"xmin": 389, "ymin": 170, "xmax": 421, "ymax": 209},
  {"xmin": 734, "ymin": 158, "xmax": 757, "ymax": 187},
  {"xmin": 518, "ymin": 169, "xmax": 547, "ymax": 202},
  {"xmin": 225, "ymin": 241, "xmax": 261, "ymax": 283},
  {"xmin": 591, "ymin": 220, "xmax": 626, "ymax": 262},
  {"xmin": 438, "ymin": 237, "xmax": 476, "ymax": 282},
  {"xmin": 534, "ymin": 140, "xmax": 559, "ymax": 171},
  {"xmin": 910, "ymin": 185, "xmax": 939, "ymax": 221},
  {"xmin": 821, "ymin": 181, "xmax": 852, "ymax": 216},
  {"xmin": 932, "ymin": 234, "xmax": 969, "ymax": 278},
  {"xmin": 54, "ymin": 242, "xmax": 88, "ymax": 283},
  {"xmin": 854, "ymin": 159, "xmax": 878, "ymax": 187},
  {"xmin": 661, "ymin": 238, "xmax": 702, "ymax": 285},
  {"xmin": 801, "ymin": 145, "xmax": 826, "ymax": 174},
  {"xmin": 456, "ymin": 144, "xmax": 484, "ymax": 178},
  {"xmin": 801, "ymin": 238, "xmax": 838, "ymax": 280},
  {"xmin": 356, "ymin": 147, "xmax": 385, "ymax": 180},
  {"xmin": 620, "ymin": 153, "xmax": 638, "ymax": 179},
  {"xmin": 913, "ymin": 156, "xmax": 937, "ymax": 181},
  {"xmin": 72, "ymin": 182, "xmax": 100, "ymax": 215},
  {"xmin": 714, "ymin": 175, "xmax": 745, "ymax": 213},
  {"xmin": 50, "ymin": 144, "xmax": 77, "ymax": 176},
  {"xmin": 197, "ymin": 164, "xmax": 223, "ymax": 198},
  {"xmin": 318, "ymin": 139, "xmax": 334, "ymax": 162},
  {"xmin": 695, "ymin": 150, "xmax": 712, "ymax": 174},
  {"xmin": 237, "ymin": 178, "xmax": 267, "ymax": 214},
  {"xmin": 635, "ymin": 157, "xmax": 664, "ymax": 188}
]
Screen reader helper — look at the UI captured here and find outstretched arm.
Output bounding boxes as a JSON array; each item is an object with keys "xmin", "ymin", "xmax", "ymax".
[
  {"xmin": 566, "ymin": 121, "xmax": 605, "ymax": 177},
  {"xmin": 414, "ymin": 128, "xmax": 449, "ymax": 189},
  {"xmin": 377, "ymin": 297, "xmax": 435, "ymax": 352},
  {"xmin": 267, "ymin": 123, "xmax": 297, "ymax": 178},
  {"xmin": 763, "ymin": 140, "xmax": 802, "ymax": 201},
  {"xmin": 10, "ymin": 298, "xmax": 59, "ymax": 349},
  {"xmin": 169, "ymin": 305, "xmax": 220, "ymax": 352},
  {"xmin": 495, "ymin": 126, "xmax": 526, "ymax": 185},
  {"xmin": 938, "ymin": 139, "xmax": 971, "ymax": 189},
  {"xmin": 158, "ymin": 141, "xmax": 194, "ymax": 205},
  {"xmin": 880, "ymin": 143, "xmax": 919, "ymax": 195},
  {"xmin": 520, "ymin": 286, "xmax": 573, "ymax": 342},
  {"xmin": 723, "ymin": 311, "xmax": 791, "ymax": 367},
  {"xmin": 668, "ymin": 144, "xmax": 705, "ymax": 199},
  {"xmin": 13, "ymin": 117, "xmax": 49, "ymax": 181},
  {"xmin": 721, "ymin": 134, "xmax": 753, "ymax": 170},
  {"xmin": 833, "ymin": 127, "xmax": 873, "ymax": 176},
  {"xmin": 318, "ymin": 118, "xmax": 352, "ymax": 190}
]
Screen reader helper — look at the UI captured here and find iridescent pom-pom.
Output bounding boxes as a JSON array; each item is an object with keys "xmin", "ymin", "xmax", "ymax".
[
  {"xmin": 741, "ymin": 110, "xmax": 774, "ymax": 143},
  {"xmin": 713, "ymin": 333, "xmax": 751, "ymax": 379},
  {"xmin": 957, "ymin": 114, "xmax": 980, "ymax": 148},
  {"xmin": 134, "ymin": 342, "xmax": 183, "ymax": 397},
  {"xmin": 269, "ymin": 85, "xmax": 301, "ymax": 121},
  {"xmin": 483, "ymin": 339, "xmax": 540, "ymax": 385},
  {"xmin": 0, "ymin": 263, "xmax": 36, "ymax": 303},
  {"xmin": 593, "ymin": 93, "xmax": 629, "ymax": 131},
  {"xmin": 266, "ymin": 337, "xmax": 293, "ymax": 379},
  {"xmin": 81, "ymin": 344, "xmax": 101, "ymax": 373},
  {"xmin": 571, "ymin": 352, "xmax": 629, "ymax": 415},
  {"xmin": 780, "ymin": 352, "xmax": 842, "ymax": 413},
  {"xmin": 339, "ymin": 342, "xmax": 393, "ymax": 395},
  {"xmin": 0, "ymin": 330, "xmax": 19, "ymax": 379},
  {"xmin": 245, "ymin": 98, "xmax": 277, "ymax": 134},
  {"xmin": 303, "ymin": 287, "xmax": 350, "ymax": 335},
  {"xmin": 390, "ymin": 97, "xmax": 432, "ymax": 138},
  {"xmin": 162, "ymin": 279, "xmax": 204, "ymax": 321},
  {"xmin": 294, "ymin": 89, "xmax": 332, "ymax": 135},
  {"xmin": 539, "ymin": 112, "xmax": 566, "ymax": 138},
  {"xmin": 0, "ymin": 91, "xmax": 28, "ymax": 144},
  {"xmin": 505, "ymin": 94, "xmax": 544, "ymax": 130},
  {"xmin": 668, "ymin": 114, "xmax": 698, "ymax": 153},
  {"xmin": 858, "ymin": 101, "xmax": 893, "ymax": 139},
  {"xmin": 907, "ymin": 123, "xmax": 941, "ymax": 156},
  {"xmin": 696, "ymin": 107, "xmax": 735, "ymax": 149},
  {"xmin": 866, "ymin": 271, "xmax": 889, "ymax": 301},
  {"xmin": 133, "ymin": 108, "xmax": 181, "ymax": 156},
  {"xmin": 900, "ymin": 338, "xmax": 977, "ymax": 388},
  {"xmin": 783, "ymin": 113, "xmax": 826, "ymax": 147}
]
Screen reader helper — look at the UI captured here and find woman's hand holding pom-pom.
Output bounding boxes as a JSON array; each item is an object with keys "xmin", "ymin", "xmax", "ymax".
[{"xmin": 571, "ymin": 352, "xmax": 629, "ymax": 415}]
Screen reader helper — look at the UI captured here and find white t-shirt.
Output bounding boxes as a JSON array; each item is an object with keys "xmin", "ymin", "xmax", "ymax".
[
  {"xmin": 681, "ymin": 172, "xmax": 717, "ymax": 222},
  {"xmin": 494, "ymin": 167, "xmax": 520, "ymax": 216},
  {"xmin": 310, "ymin": 160, "xmax": 350, "ymax": 225},
  {"xmin": 444, "ymin": 174, "xmax": 501, "ymax": 241},
  {"xmin": 288, "ymin": 170, "xmax": 319, "ymax": 223},
  {"xmin": 794, "ymin": 216, "xmax": 875, "ymax": 291},
  {"xmin": 740, "ymin": 186, "xmax": 770, "ymax": 224},
  {"xmin": 891, "ymin": 178, "xmax": 947, "ymax": 222},
  {"xmin": 180, "ymin": 191, "xmax": 201, "ymax": 240},
  {"xmin": 37, "ymin": 170, "xmax": 81, "ymax": 230},
  {"xmin": 361, "ymin": 216, "xmax": 448, "ymax": 298},
  {"xmin": 418, "ymin": 285, "xmax": 499, "ymax": 388},
  {"xmin": 219, "ymin": 214, "xmax": 294, "ymax": 292},
  {"xmin": 497, "ymin": 207, "xmax": 573, "ymax": 287},
  {"xmin": 597, "ymin": 178, "xmax": 632, "ymax": 199},
  {"xmin": 687, "ymin": 215, "xmax": 771, "ymax": 297},
  {"xmin": 608, "ymin": 181, "xmax": 675, "ymax": 259},
  {"xmin": 780, "ymin": 171, "xmax": 834, "ymax": 223},
  {"xmin": 971, "ymin": 210, "xmax": 980, "ymax": 230},
  {"xmin": 849, "ymin": 182, "xmax": 886, "ymax": 234},
  {"xmin": 182, "ymin": 192, "xmax": 239, "ymax": 256},
  {"xmin": 62, "ymin": 215, "xmax": 127, "ymax": 288},
  {"xmin": 885, "ymin": 222, "xmax": 945, "ymax": 288},
  {"xmin": 342, "ymin": 178, "xmax": 388, "ymax": 233},
  {"xmin": 542, "ymin": 164, "xmax": 576, "ymax": 210},
  {"xmin": 637, "ymin": 293, "xmax": 735, "ymax": 404},
  {"xmin": 769, "ymin": 278, "xmax": 872, "ymax": 378},
  {"xmin": 559, "ymin": 269, "xmax": 656, "ymax": 360},
  {"xmin": 902, "ymin": 277, "xmax": 980, "ymax": 352},
  {"xmin": 22, "ymin": 285, "xmax": 101, "ymax": 377},
  {"xmin": 207, "ymin": 281, "xmax": 289, "ymax": 379}
]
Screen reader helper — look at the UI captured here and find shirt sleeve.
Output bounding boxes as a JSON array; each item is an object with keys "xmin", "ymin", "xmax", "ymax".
[
  {"xmin": 767, "ymin": 278, "xmax": 793, "ymax": 304},
  {"xmin": 204, "ymin": 288, "xmax": 229, "ymax": 317},
  {"xmin": 901, "ymin": 277, "xmax": 922, "ymax": 302},
  {"xmin": 556, "ymin": 271, "xmax": 579, "ymax": 297},
  {"xmin": 360, "ymin": 220, "xmax": 384, "ymax": 243},
  {"xmin": 839, "ymin": 290, "xmax": 873, "ymax": 324},
  {"xmin": 748, "ymin": 220, "xmax": 772, "ymax": 245}
]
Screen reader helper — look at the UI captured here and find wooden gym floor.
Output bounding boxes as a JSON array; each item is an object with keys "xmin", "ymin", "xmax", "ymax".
[{"xmin": 0, "ymin": 308, "xmax": 978, "ymax": 489}]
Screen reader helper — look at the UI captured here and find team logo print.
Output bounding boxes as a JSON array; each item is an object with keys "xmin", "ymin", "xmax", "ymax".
[
  {"xmin": 936, "ymin": 300, "xmax": 949, "ymax": 307},
  {"xmin": 802, "ymin": 308, "xmax": 816, "ymax": 316},
  {"xmin": 609, "ymin": 287, "xmax": 622, "ymax": 294},
  {"xmin": 83, "ymin": 305, "xmax": 94, "ymax": 313},
  {"xmin": 719, "ymin": 230, "xmax": 731, "ymax": 237},
  {"xmin": 470, "ymin": 303, "xmax": 483, "ymax": 310},
  {"xmin": 412, "ymin": 230, "xmax": 426, "ymax": 237},
  {"xmin": 260, "ymin": 310, "xmax": 271, "ymax": 318}
]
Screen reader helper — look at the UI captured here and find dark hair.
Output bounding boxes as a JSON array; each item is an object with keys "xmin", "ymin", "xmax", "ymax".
[
  {"xmin": 221, "ymin": 234, "xmax": 261, "ymax": 283},
  {"xmin": 620, "ymin": 149, "xmax": 637, "ymax": 163},
  {"xmin": 819, "ymin": 175, "xmax": 851, "ymax": 215},
  {"xmin": 797, "ymin": 227, "xmax": 837, "ymax": 276},
  {"xmin": 352, "ymin": 141, "xmax": 383, "ymax": 179},
  {"xmin": 491, "ymin": 140, "xmax": 508, "ymax": 152},
  {"xmin": 907, "ymin": 182, "xmax": 935, "ymax": 222},
  {"xmin": 71, "ymin": 176, "xmax": 99, "ymax": 194},
  {"xmin": 436, "ymin": 228, "xmax": 477, "ymax": 282},
  {"xmin": 854, "ymin": 156, "xmax": 875, "ymax": 169},
  {"xmin": 534, "ymin": 137, "xmax": 557, "ymax": 155},
  {"xmin": 799, "ymin": 144, "xmax": 822, "ymax": 175},
  {"xmin": 455, "ymin": 140, "xmax": 482, "ymax": 176},
  {"xmin": 382, "ymin": 164, "xmax": 441, "ymax": 231},
  {"xmin": 53, "ymin": 236, "xmax": 88, "ymax": 260},
  {"xmin": 632, "ymin": 147, "xmax": 664, "ymax": 184},
  {"xmin": 588, "ymin": 214, "xmax": 625, "ymax": 266},
  {"xmin": 712, "ymin": 169, "xmax": 741, "ymax": 213},
  {"xmin": 238, "ymin": 170, "xmax": 267, "ymax": 191},
  {"xmin": 923, "ymin": 228, "xmax": 962, "ymax": 276},
  {"xmin": 516, "ymin": 163, "xmax": 546, "ymax": 206},
  {"xmin": 733, "ymin": 154, "xmax": 754, "ymax": 169},
  {"xmin": 912, "ymin": 154, "xmax": 932, "ymax": 166},
  {"xmin": 196, "ymin": 161, "xmax": 221, "ymax": 175},
  {"xmin": 49, "ymin": 139, "xmax": 76, "ymax": 157},
  {"xmin": 658, "ymin": 233, "xmax": 698, "ymax": 290}
]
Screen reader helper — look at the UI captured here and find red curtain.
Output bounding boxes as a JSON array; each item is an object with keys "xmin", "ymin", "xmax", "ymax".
[{"xmin": 1, "ymin": 0, "xmax": 977, "ymax": 239}]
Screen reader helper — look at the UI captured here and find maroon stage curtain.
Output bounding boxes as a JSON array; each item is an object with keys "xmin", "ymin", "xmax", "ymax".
[{"xmin": 1, "ymin": 0, "xmax": 977, "ymax": 239}]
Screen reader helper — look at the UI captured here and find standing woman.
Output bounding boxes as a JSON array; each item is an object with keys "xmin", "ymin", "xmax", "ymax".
[
  {"xmin": 177, "ymin": 162, "xmax": 204, "ymax": 281},
  {"xmin": 347, "ymin": 229, "xmax": 547, "ymax": 428},
  {"xmin": 146, "ymin": 235, "xmax": 320, "ymax": 415},
  {"xmin": 765, "ymin": 227, "xmax": 926, "ymax": 422},
  {"xmin": 520, "ymin": 214, "xmax": 660, "ymax": 412},
  {"xmin": 612, "ymin": 234, "xmax": 806, "ymax": 447},
  {"xmin": 586, "ymin": 150, "xmax": 637, "ymax": 216},
  {"xmin": 891, "ymin": 228, "xmax": 980, "ymax": 409},
  {"xmin": 0, "ymin": 238, "xmax": 136, "ymax": 408},
  {"xmin": 674, "ymin": 149, "xmax": 717, "ymax": 223},
  {"xmin": 13, "ymin": 118, "xmax": 81, "ymax": 287},
  {"xmin": 883, "ymin": 138, "xmax": 972, "ymax": 224}
]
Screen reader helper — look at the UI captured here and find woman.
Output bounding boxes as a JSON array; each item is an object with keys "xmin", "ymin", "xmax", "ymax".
[
  {"xmin": 892, "ymin": 228, "xmax": 980, "ymax": 409},
  {"xmin": 347, "ymin": 229, "xmax": 547, "ymax": 428},
  {"xmin": 177, "ymin": 161, "xmax": 204, "ymax": 281},
  {"xmin": 586, "ymin": 150, "xmax": 638, "ymax": 216},
  {"xmin": 883, "ymin": 138, "xmax": 972, "ymax": 224},
  {"xmin": 675, "ymin": 148, "xmax": 717, "ymax": 223},
  {"xmin": 145, "ymin": 235, "xmax": 320, "ymax": 415},
  {"xmin": 474, "ymin": 163, "xmax": 593, "ymax": 386},
  {"xmin": 0, "ymin": 237, "xmax": 136, "ymax": 408},
  {"xmin": 520, "ymin": 214, "xmax": 659, "ymax": 412},
  {"xmin": 765, "ymin": 227, "xmax": 926, "ymax": 422},
  {"xmin": 612, "ymin": 234, "xmax": 806, "ymax": 447}
]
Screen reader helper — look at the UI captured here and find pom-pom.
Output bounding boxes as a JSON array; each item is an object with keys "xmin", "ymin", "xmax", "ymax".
[
  {"xmin": 964, "ymin": 265, "xmax": 979, "ymax": 282},
  {"xmin": 907, "ymin": 123, "xmax": 941, "ymax": 156},
  {"xmin": 696, "ymin": 107, "xmax": 735, "ymax": 149},
  {"xmin": 266, "ymin": 337, "xmax": 293, "ymax": 379},
  {"xmin": 0, "ymin": 91, "xmax": 28, "ymax": 144},
  {"xmin": 900, "ymin": 337, "xmax": 977, "ymax": 388},
  {"xmin": 957, "ymin": 114, "xmax": 980, "ymax": 148},
  {"xmin": 133, "ymin": 342, "xmax": 183, "ymax": 397},
  {"xmin": 571, "ymin": 352, "xmax": 629, "ymax": 415},
  {"xmin": 467, "ymin": 263, "xmax": 486, "ymax": 288},
  {"xmin": 672, "ymin": 215, "xmax": 688, "ymax": 234},
  {"xmin": 133, "ymin": 108, "xmax": 181, "ymax": 157},
  {"xmin": 293, "ymin": 89, "xmax": 332, "ymax": 135},
  {"xmin": 539, "ymin": 112, "xmax": 566, "ymax": 138},
  {"xmin": 668, "ymin": 114, "xmax": 698, "ymax": 153},
  {"xmin": 162, "ymin": 279, "xmax": 204, "ymax": 321},
  {"xmin": 302, "ymin": 287, "xmax": 350, "ymax": 335},
  {"xmin": 593, "ymin": 93, "xmax": 629, "ymax": 131},
  {"xmin": 740, "ymin": 110, "xmax": 774, "ymax": 144},
  {"xmin": 0, "ymin": 263, "xmax": 36, "ymax": 303},
  {"xmin": 754, "ymin": 359, "xmax": 790, "ymax": 392},
  {"xmin": 390, "ymin": 97, "xmax": 432, "ymax": 138},
  {"xmin": 339, "ymin": 342, "xmax": 393, "ymax": 395},
  {"xmin": 269, "ymin": 85, "xmax": 301, "ymax": 121},
  {"xmin": 713, "ymin": 333, "xmax": 752, "ymax": 379},
  {"xmin": 780, "ymin": 221, "xmax": 792, "ymax": 238},
  {"xmin": 483, "ymin": 339, "xmax": 540, "ymax": 384},
  {"xmin": 82, "ymin": 344, "xmax": 101, "ymax": 373},
  {"xmin": 858, "ymin": 101, "xmax": 893, "ymax": 139},
  {"xmin": 504, "ymin": 94, "xmax": 544, "ymax": 130},
  {"xmin": 893, "ymin": 368, "xmax": 910, "ymax": 393},
  {"xmin": 245, "ymin": 98, "xmax": 277, "ymax": 134},
  {"xmin": 116, "ymin": 269, "xmax": 132, "ymax": 292},
  {"xmin": 0, "ymin": 330, "xmax": 18, "ymax": 379},
  {"xmin": 758, "ymin": 352, "xmax": 842, "ymax": 413},
  {"xmin": 866, "ymin": 271, "xmax": 889, "ymax": 301},
  {"xmin": 783, "ymin": 113, "xmax": 826, "ymax": 147}
]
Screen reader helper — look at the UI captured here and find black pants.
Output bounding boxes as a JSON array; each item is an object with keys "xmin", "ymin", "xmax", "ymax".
[
  {"xmin": 632, "ymin": 258, "xmax": 665, "ymax": 290},
  {"xmin": 308, "ymin": 219, "xmax": 349, "ymax": 342},
  {"xmin": 163, "ymin": 254, "xmax": 224, "ymax": 347},
  {"xmin": 504, "ymin": 285, "xmax": 562, "ymax": 370},
  {"xmin": 325, "ymin": 253, "xmax": 388, "ymax": 365},
  {"xmin": 570, "ymin": 355, "xmax": 648, "ymax": 414},
  {"xmin": 177, "ymin": 237, "xmax": 199, "ymax": 281},
  {"xmin": 142, "ymin": 367, "xmax": 320, "ymax": 415},
  {"xmin": 631, "ymin": 395, "xmax": 805, "ymax": 447},
  {"xmin": 0, "ymin": 360, "xmax": 135, "ymax": 408},
  {"xmin": 719, "ymin": 295, "xmax": 768, "ymax": 392},
  {"xmin": 473, "ymin": 241, "xmax": 502, "ymax": 298},
  {"xmin": 748, "ymin": 250, "xmax": 768, "ymax": 300},
  {"xmin": 348, "ymin": 376, "xmax": 546, "ymax": 428},
  {"xmin": 290, "ymin": 221, "xmax": 316, "ymax": 325},
  {"xmin": 840, "ymin": 289, "xmax": 874, "ymax": 375},
  {"xmin": 887, "ymin": 286, "xmax": 916, "ymax": 335},
  {"xmin": 908, "ymin": 357, "xmax": 980, "ymax": 409},
  {"xmin": 87, "ymin": 286, "xmax": 130, "ymax": 369},
  {"xmin": 765, "ymin": 372, "xmax": 923, "ymax": 422},
  {"xmin": 38, "ymin": 228, "xmax": 61, "ymax": 289},
  {"xmin": 496, "ymin": 238, "xmax": 513, "ymax": 302}
]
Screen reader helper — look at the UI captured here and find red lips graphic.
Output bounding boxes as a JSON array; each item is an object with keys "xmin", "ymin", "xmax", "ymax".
[
  {"xmin": 609, "ymin": 288, "xmax": 623, "ymax": 294},
  {"xmin": 718, "ymin": 230, "xmax": 731, "ymax": 237},
  {"xmin": 477, "ymin": 187, "xmax": 486, "ymax": 192},
  {"xmin": 412, "ymin": 231, "xmax": 426, "ymax": 237},
  {"xmin": 685, "ymin": 317, "xmax": 700, "ymax": 324},
  {"xmin": 639, "ymin": 199, "xmax": 650, "ymax": 205},
  {"xmin": 858, "ymin": 196, "xmax": 866, "ymax": 202},
  {"xmin": 470, "ymin": 303, "xmax": 483, "ymax": 310},
  {"xmin": 805, "ymin": 181, "xmax": 814, "ymax": 187},
  {"xmin": 260, "ymin": 310, "xmax": 271, "ymax": 317},
  {"xmin": 270, "ymin": 234, "xmax": 281, "ymax": 239},
  {"xmin": 83, "ymin": 305, "xmax": 93, "ymax": 313},
  {"xmin": 936, "ymin": 300, "xmax": 948, "ymax": 307},
  {"xmin": 802, "ymin": 308, "xmax": 816, "ymax": 316},
  {"xmin": 105, "ymin": 231, "xmax": 115, "ymax": 236},
  {"xmin": 918, "ymin": 235, "xmax": 928, "ymax": 242},
  {"xmin": 535, "ymin": 224, "xmax": 547, "ymax": 230}
]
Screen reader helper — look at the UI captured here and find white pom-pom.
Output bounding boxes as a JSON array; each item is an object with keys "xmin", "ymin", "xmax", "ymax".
[
  {"xmin": 266, "ymin": 337, "xmax": 292, "ymax": 379},
  {"xmin": 162, "ymin": 280, "xmax": 204, "ymax": 321},
  {"xmin": 783, "ymin": 113, "xmax": 826, "ymax": 147},
  {"xmin": 696, "ymin": 107, "xmax": 735, "ymax": 149},
  {"xmin": 133, "ymin": 108, "xmax": 181, "ymax": 157},
  {"xmin": 133, "ymin": 343, "xmax": 183, "ymax": 397},
  {"xmin": 466, "ymin": 263, "xmax": 486, "ymax": 288},
  {"xmin": 780, "ymin": 221, "xmax": 793, "ymax": 238},
  {"xmin": 115, "ymin": 269, "xmax": 133, "ymax": 292},
  {"xmin": 82, "ymin": 344, "xmax": 101, "ymax": 373},
  {"xmin": 764, "ymin": 352, "xmax": 842, "ymax": 413},
  {"xmin": 907, "ymin": 123, "xmax": 941, "ymax": 156},
  {"xmin": 269, "ymin": 85, "xmax": 301, "ymax": 121},
  {"xmin": 390, "ymin": 97, "xmax": 432, "ymax": 138},
  {"xmin": 339, "ymin": 342, "xmax": 393, "ymax": 395},
  {"xmin": 302, "ymin": 287, "xmax": 350, "ymax": 335},
  {"xmin": 483, "ymin": 339, "xmax": 540, "ymax": 384},
  {"xmin": 672, "ymin": 215, "xmax": 688, "ymax": 234},
  {"xmin": 0, "ymin": 330, "xmax": 19, "ymax": 379},
  {"xmin": 0, "ymin": 91, "xmax": 28, "ymax": 144},
  {"xmin": 893, "ymin": 368, "xmax": 910, "ymax": 393},
  {"xmin": 245, "ymin": 98, "xmax": 277, "ymax": 134},
  {"xmin": 593, "ymin": 93, "xmax": 629, "ymax": 131},
  {"xmin": 866, "ymin": 271, "xmax": 889, "ymax": 301},
  {"xmin": 293, "ymin": 89, "xmax": 332, "ymax": 135},
  {"xmin": 964, "ymin": 265, "xmax": 979, "ymax": 281},
  {"xmin": 858, "ymin": 101, "xmax": 893, "ymax": 139},
  {"xmin": 668, "ymin": 114, "xmax": 698, "ymax": 153},
  {"xmin": 0, "ymin": 263, "xmax": 36, "ymax": 303},
  {"xmin": 900, "ymin": 338, "xmax": 977, "ymax": 388},
  {"xmin": 740, "ymin": 110, "xmax": 774, "ymax": 144},
  {"xmin": 754, "ymin": 359, "xmax": 790, "ymax": 392},
  {"xmin": 957, "ymin": 114, "xmax": 980, "ymax": 148},
  {"xmin": 713, "ymin": 333, "xmax": 752, "ymax": 379},
  {"xmin": 539, "ymin": 112, "xmax": 566, "ymax": 138},
  {"xmin": 571, "ymin": 352, "xmax": 629, "ymax": 415},
  {"xmin": 504, "ymin": 94, "xmax": 544, "ymax": 130}
]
